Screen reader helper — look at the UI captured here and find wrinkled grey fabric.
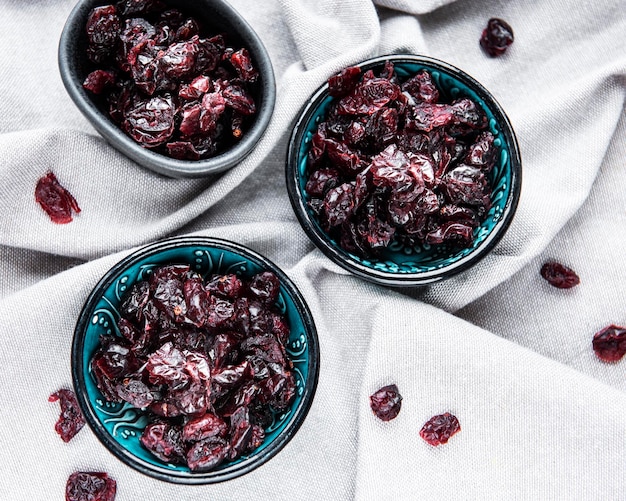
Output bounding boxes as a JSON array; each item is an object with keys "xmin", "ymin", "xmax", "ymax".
[{"xmin": 1, "ymin": 0, "xmax": 625, "ymax": 499}]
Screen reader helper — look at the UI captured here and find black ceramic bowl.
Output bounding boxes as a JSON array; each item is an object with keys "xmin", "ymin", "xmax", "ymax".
[
  {"xmin": 59, "ymin": 0, "xmax": 276, "ymax": 178},
  {"xmin": 286, "ymin": 54, "xmax": 522, "ymax": 287},
  {"xmin": 72, "ymin": 236, "xmax": 319, "ymax": 483}
]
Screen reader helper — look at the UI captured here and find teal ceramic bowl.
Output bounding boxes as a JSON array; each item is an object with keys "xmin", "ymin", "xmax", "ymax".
[
  {"xmin": 286, "ymin": 54, "xmax": 522, "ymax": 286},
  {"xmin": 72, "ymin": 236, "xmax": 319, "ymax": 484}
]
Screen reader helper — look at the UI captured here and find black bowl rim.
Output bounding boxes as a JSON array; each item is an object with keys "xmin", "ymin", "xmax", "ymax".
[
  {"xmin": 58, "ymin": 0, "xmax": 276, "ymax": 179},
  {"xmin": 286, "ymin": 54, "xmax": 522, "ymax": 287},
  {"xmin": 72, "ymin": 236, "xmax": 320, "ymax": 484}
]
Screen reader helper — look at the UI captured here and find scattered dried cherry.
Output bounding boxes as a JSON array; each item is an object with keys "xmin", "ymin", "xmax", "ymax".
[
  {"xmin": 49, "ymin": 389, "xmax": 86, "ymax": 442},
  {"xmin": 419, "ymin": 412, "xmax": 460, "ymax": 446},
  {"xmin": 480, "ymin": 18, "xmax": 514, "ymax": 57},
  {"xmin": 35, "ymin": 171, "xmax": 81, "ymax": 224},
  {"xmin": 369, "ymin": 384, "xmax": 402, "ymax": 421},
  {"xmin": 540, "ymin": 261, "xmax": 580, "ymax": 289},
  {"xmin": 90, "ymin": 265, "xmax": 296, "ymax": 472},
  {"xmin": 81, "ymin": 3, "xmax": 259, "ymax": 159},
  {"xmin": 592, "ymin": 325, "xmax": 626, "ymax": 363},
  {"xmin": 65, "ymin": 471, "xmax": 116, "ymax": 501},
  {"xmin": 305, "ymin": 62, "xmax": 495, "ymax": 256}
]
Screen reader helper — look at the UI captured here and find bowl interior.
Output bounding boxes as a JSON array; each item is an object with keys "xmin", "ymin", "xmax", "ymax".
[
  {"xmin": 73, "ymin": 238, "xmax": 318, "ymax": 483},
  {"xmin": 288, "ymin": 55, "xmax": 521, "ymax": 285},
  {"xmin": 59, "ymin": 0, "xmax": 276, "ymax": 177}
]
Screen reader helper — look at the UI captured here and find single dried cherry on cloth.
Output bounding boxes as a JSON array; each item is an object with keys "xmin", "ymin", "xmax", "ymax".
[
  {"xmin": 592, "ymin": 325, "xmax": 626, "ymax": 363},
  {"xmin": 369, "ymin": 384, "xmax": 402, "ymax": 421},
  {"xmin": 540, "ymin": 261, "xmax": 580, "ymax": 289},
  {"xmin": 49, "ymin": 389, "xmax": 86, "ymax": 442},
  {"xmin": 80, "ymin": 2, "xmax": 260, "ymax": 160},
  {"xmin": 35, "ymin": 171, "xmax": 81, "ymax": 224},
  {"xmin": 65, "ymin": 471, "xmax": 117, "ymax": 501},
  {"xmin": 480, "ymin": 18, "xmax": 514, "ymax": 57},
  {"xmin": 419, "ymin": 412, "xmax": 461, "ymax": 446},
  {"xmin": 89, "ymin": 265, "xmax": 298, "ymax": 472},
  {"xmin": 303, "ymin": 61, "xmax": 495, "ymax": 258}
]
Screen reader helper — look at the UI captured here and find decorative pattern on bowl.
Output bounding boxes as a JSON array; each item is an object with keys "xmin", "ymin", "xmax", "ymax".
[
  {"xmin": 72, "ymin": 237, "xmax": 319, "ymax": 483},
  {"xmin": 286, "ymin": 54, "xmax": 522, "ymax": 286}
]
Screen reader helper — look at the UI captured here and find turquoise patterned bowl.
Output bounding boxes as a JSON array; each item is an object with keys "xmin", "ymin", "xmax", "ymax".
[
  {"xmin": 72, "ymin": 236, "xmax": 319, "ymax": 483},
  {"xmin": 286, "ymin": 54, "xmax": 522, "ymax": 286}
]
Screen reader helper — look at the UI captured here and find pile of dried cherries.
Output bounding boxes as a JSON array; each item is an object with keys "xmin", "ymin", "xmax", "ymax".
[
  {"xmin": 304, "ymin": 61, "xmax": 499, "ymax": 256},
  {"xmin": 90, "ymin": 264, "xmax": 296, "ymax": 472},
  {"xmin": 82, "ymin": 0, "xmax": 259, "ymax": 160}
]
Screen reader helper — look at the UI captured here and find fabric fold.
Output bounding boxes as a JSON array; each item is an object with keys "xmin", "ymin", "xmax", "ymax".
[
  {"xmin": 355, "ymin": 296, "xmax": 626, "ymax": 500},
  {"xmin": 1, "ymin": 0, "xmax": 625, "ymax": 499}
]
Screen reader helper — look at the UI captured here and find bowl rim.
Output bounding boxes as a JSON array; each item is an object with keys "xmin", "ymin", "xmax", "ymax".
[
  {"xmin": 71, "ymin": 236, "xmax": 320, "ymax": 484},
  {"xmin": 286, "ymin": 53, "xmax": 522, "ymax": 286},
  {"xmin": 58, "ymin": 0, "xmax": 276, "ymax": 179}
]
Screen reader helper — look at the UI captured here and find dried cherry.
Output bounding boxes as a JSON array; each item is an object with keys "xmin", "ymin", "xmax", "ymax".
[
  {"xmin": 90, "ymin": 265, "xmax": 296, "ymax": 472},
  {"xmin": 83, "ymin": 70, "xmax": 116, "ymax": 94},
  {"xmin": 369, "ymin": 384, "xmax": 402, "ymax": 421},
  {"xmin": 81, "ymin": 3, "xmax": 259, "ymax": 159},
  {"xmin": 35, "ymin": 171, "xmax": 81, "ymax": 224},
  {"xmin": 540, "ymin": 261, "xmax": 580, "ymax": 289},
  {"xmin": 65, "ymin": 471, "xmax": 116, "ymax": 501},
  {"xmin": 49, "ymin": 389, "xmax": 86, "ymax": 442},
  {"xmin": 592, "ymin": 325, "xmax": 626, "ymax": 363},
  {"xmin": 85, "ymin": 6, "xmax": 120, "ymax": 64},
  {"xmin": 305, "ymin": 62, "xmax": 495, "ymax": 256},
  {"xmin": 480, "ymin": 18, "xmax": 514, "ymax": 57},
  {"xmin": 419, "ymin": 412, "xmax": 460, "ymax": 446}
]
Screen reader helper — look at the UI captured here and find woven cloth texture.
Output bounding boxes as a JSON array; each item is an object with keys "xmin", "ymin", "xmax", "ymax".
[{"xmin": 0, "ymin": 0, "xmax": 625, "ymax": 499}]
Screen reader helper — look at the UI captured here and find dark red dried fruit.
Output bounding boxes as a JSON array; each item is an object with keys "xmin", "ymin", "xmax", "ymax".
[
  {"xmin": 369, "ymin": 384, "xmax": 402, "ymax": 421},
  {"xmin": 248, "ymin": 271, "xmax": 280, "ymax": 304},
  {"xmin": 222, "ymin": 83, "xmax": 256, "ymax": 116},
  {"xmin": 419, "ymin": 412, "xmax": 460, "ymax": 446},
  {"xmin": 83, "ymin": 69, "xmax": 116, "ymax": 94},
  {"xmin": 304, "ymin": 168, "xmax": 340, "ymax": 198},
  {"xmin": 401, "ymin": 69, "xmax": 439, "ymax": 103},
  {"xmin": 85, "ymin": 5, "xmax": 120, "ymax": 64},
  {"xmin": 480, "ymin": 18, "xmax": 514, "ymax": 57},
  {"xmin": 65, "ymin": 471, "xmax": 116, "ymax": 501},
  {"xmin": 337, "ymin": 77, "xmax": 400, "ymax": 115},
  {"xmin": 49, "ymin": 389, "xmax": 86, "ymax": 442},
  {"xmin": 592, "ymin": 325, "xmax": 626, "ymax": 363},
  {"xmin": 82, "ymin": 2, "xmax": 258, "ymax": 159},
  {"xmin": 230, "ymin": 48, "xmax": 259, "ymax": 83},
  {"xmin": 328, "ymin": 66, "xmax": 362, "ymax": 98},
  {"xmin": 540, "ymin": 261, "xmax": 580, "ymax": 289},
  {"xmin": 182, "ymin": 413, "xmax": 228, "ymax": 442},
  {"xmin": 186, "ymin": 437, "xmax": 229, "ymax": 471},
  {"xmin": 90, "ymin": 264, "xmax": 295, "ymax": 472},
  {"xmin": 305, "ymin": 62, "xmax": 495, "ymax": 256},
  {"xmin": 35, "ymin": 171, "xmax": 81, "ymax": 224},
  {"xmin": 140, "ymin": 421, "xmax": 186, "ymax": 463},
  {"xmin": 123, "ymin": 94, "xmax": 176, "ymax": 147},
  {"xmin": 116, "ymin": 0, "xmax": 164, "ymax": 17}
]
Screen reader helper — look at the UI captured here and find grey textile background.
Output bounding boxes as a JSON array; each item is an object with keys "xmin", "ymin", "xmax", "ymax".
[{"xmin": 0, "ymin": 0, "xmax": 625, "ymax": 499}]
